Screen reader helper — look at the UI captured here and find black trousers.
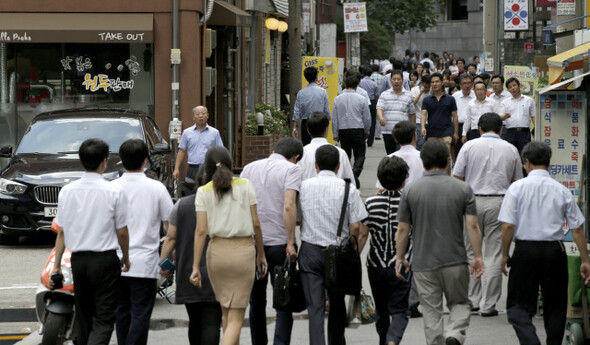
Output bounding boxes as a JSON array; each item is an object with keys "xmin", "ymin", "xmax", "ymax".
[
  {"xmin": 71, "ymin": 250, "xmax": 121, "ymax": 345},
  {"xmin": 338, "ymin": 128, "xmax": 366, "ymax": 181},
  {"xmin": 382, "ymin": 134, "xmax": 400, "ymax": 155},
  {"xmin": 185, "ymin": 302, "xmax": 222, "ymax": 345},
  {"xmin": 299, "ymin": 242, "xmax": 346, "ymax": 345},
  {"xmin": 301, "ymin": 119, "xmax": 312, "ymax": 146},
  {"xmin": 507, "ymin": 241, "xmax": 567, "ymax": 345},
  {"xmin": 502, "ymin": 128, "xmax": 531, "ymax": 154},
  {"xmin": 249, "ymin": 245, "xmax": 294, "ymax": 345},
  {"xmin": 452, "ymin": 123, "xmax": 464, "ymax": 159},
  {"xmin": 466, "ymin": 129, "xmax": 480, "ymax": 141},
  {"xmin": 367, "ymin": 99, "xmax": 377, "ymax": 147},
  {"xmin": 368, "ymin": 266, "xmax": 410, "ymax": 345},
  {"xmin": 116, "ymin": 277, "xmax": 157, "ymax": 345}
]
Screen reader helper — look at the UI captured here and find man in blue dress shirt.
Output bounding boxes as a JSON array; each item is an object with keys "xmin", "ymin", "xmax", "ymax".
[
  {"xmin": 173, "ymin": 106, "xmax": 223, "ymax": 181},
  {"xmin": 499, "ymin": 142, "xmax": 590, "ymax": 345},
  {"xmin": 292, "ymin": 66, "xmax": 330, "ymax": 146}
]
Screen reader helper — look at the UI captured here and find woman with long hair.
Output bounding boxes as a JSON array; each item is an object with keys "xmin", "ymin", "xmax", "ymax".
[{"xmin": 190, "ymin": 146, "xmax": 267, "ymax": 345}]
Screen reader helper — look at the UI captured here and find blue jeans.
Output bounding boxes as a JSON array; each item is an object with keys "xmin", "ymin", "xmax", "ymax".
[
  {"xmin": 415, "ymin": 124, "xmax": 425, "ymax": 150},
  {"xmin": 249, "ymin": 244, "xmax": 294, "ymax": 345}
]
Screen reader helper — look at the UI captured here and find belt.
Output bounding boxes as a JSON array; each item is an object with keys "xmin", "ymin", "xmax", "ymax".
[
  {"xmin": 506, "ymin": 127, "xmax": 529, "ymax": 132},
  {"xmin": 73, "ymin": 250, "xmax": 117, "ymax": 256},
  {"xmin": 474, "ymin": 194, "xmax": 504, "ymax": 197},
  {"xmin": 188, "ymin": 164, "xmax": 201, "ymax": 167}
]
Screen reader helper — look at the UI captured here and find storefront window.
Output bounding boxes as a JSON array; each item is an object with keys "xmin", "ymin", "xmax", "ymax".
[{"xmin": 0, "ymin": 42, "xmax": 154, "ymax": 167}]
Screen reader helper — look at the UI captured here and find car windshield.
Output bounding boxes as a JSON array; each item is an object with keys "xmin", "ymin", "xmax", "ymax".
[{"xmin": 16, "ymin": 117, "xmax": 143, "ymax": 154}]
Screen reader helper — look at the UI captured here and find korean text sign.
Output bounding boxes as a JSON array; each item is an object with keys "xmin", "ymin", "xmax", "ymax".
[
  {"xmin": 538, "ymin": 92, "xmax": 586, "ymax": 199},
  {"xmin": 343, "ymin": 2, "xmax": 368, "ymax": 33}
]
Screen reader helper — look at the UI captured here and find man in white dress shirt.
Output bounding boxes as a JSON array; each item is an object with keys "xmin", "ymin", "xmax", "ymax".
[
  {"xmin": 298, "ymin": 112, "xmax": 354, "ymax": 182},
  {"xmin": 298, "ymin": 145, "xmax": 367, "ymax": 345},
  {"xmin": 50, "ymin": 138, "xmax": 130, "ymax": 345},
  {"xmin": 453, "ymin": 113, "xmax": 522, "ymax": 317},
  {"xmin": 452, "ymin": 73, "xmax": 475, "ymax": 158},
  {"xmin": 489, "ymin": 75, "xmax": 511, "ymax": 105},
  {"xmin": 112, "ymin": 139, "xmax": 174, "ymax": 345},
  {"xmin": 501, "ymin": 77, "xmax": 535, "ymax": 154},
  {"xmin": 462, "ymin": 82, "xmax": 499, "ymax": 143}
]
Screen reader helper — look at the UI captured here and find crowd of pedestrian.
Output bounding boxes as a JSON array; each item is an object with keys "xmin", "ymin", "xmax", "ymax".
[{"xmin": 47, "ymin": 47, "xmax": 590, "ymax": 345}]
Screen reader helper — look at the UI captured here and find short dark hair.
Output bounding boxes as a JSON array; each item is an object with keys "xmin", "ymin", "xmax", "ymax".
[
  {"xmin": 478, "ymin": 113, "xmax": 502, "ymax": 133},
  {"xmin": 430, "ymin": 72, "xmax": 443, "ymax": 82},
  {"xmin": 306, "ymin": 112, "xmax": 330, "ymax": 138},
  {"xmin": 457, "ymin": 57, "xmax": 466, "ymax": 65},
  {"xmin": 420, "ymin": 140, "xmax": 449, "ymax": 170},
  {"xmin": 315, "ymin": 145, "xmax": 339, "ymax": 172},
  {"xmin": 345, "ymin": 74, "xmax": 360, "ymax": 88},
  {"xmin": 467, "ymin": 63, "xmax": 477, "ymax": 70},
  {"xmin": 362, "ymin": 66, "xmax": 373, "ymax": 77},
  {"xmin": 273, "ymin": 137, "xmax": 303, "ymax": 162},
  {"xmin": 491, "ymin": 74, "xmax": 504, "ymax": 84},
  {"xmin": 119, "ymin": 139, "xmax": 148, "ymax": 170},
  {"xmin": 473, "ymin": 81, "xmax": 486, "ymax": 89},
  {"xmin": 304, "ymin": 66, "xmax": 318, "ymax": 83},
  {"xmin": 390, "ymin": 70, "xmax": 403, "ymax": 79},
  {"xmin": 393, "ymin": 59, "xmax": 403, "ymax": 70},
  {"xmin": 522, "ymin": 142, "xmax": 551, "ymax": 167},
  {"xmin": 423, "ymin": 52, "xmax": 429, "ymax": 58},
  {"xmin": 423, "ymin": 61, "xmax": 431, "ymax": 69},
  {"xmin": 448, "ymin": 84, "xmax": 460, "ymax": 94},
  {"xmin": 371, "ymin": 64, "xmax": 379, "ymax": 72},
  {"xmin": 506, "ymin": 77, "xmax": 520, "ymax": 88},
  {"xmin": 392, "ymin": 121, "xmax": 415, "ymax": 145},
  {"xmin": 79, "ymin": 138, "xmax": 109, "ymax": 171},
  {"xmin": 481, "ymin": 73, "xmax": 491, "ymax": 81},
  {"xmin": 377, "ymin": 156, "xmax": 408, "ymax": 191},
  {"xmin": 421, "ymin": 74, "xmax": 431, "ymax": 84},
  {"xmin": 458, "ymin": 73, "xmax": 473, "ymax": 83}
]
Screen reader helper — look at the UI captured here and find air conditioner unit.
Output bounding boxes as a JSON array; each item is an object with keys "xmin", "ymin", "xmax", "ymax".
[
  {"xmin": 206, "ymin": 67, "xmax": 216, "ymax": 96},
  {"xmin": 206, "ymin": 29, "xmax": 217, "ymax": 58}
]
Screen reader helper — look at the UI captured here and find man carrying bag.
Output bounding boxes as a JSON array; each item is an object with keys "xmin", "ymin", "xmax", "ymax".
[{"xmin": 298, "ymin": 145, "xmax": 368, "ymax": 345}]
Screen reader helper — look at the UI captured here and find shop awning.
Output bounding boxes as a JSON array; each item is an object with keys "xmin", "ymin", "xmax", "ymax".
[
  {"xmin": 538, "ymin": 70, "xmax": 590, "ymax": 94},
  {"xmin": 547, "ymin": 42, "xmax": 590, "ymax": 84},
  {"xmin": 0, "ymin": 13, "xmax": 153, "ymax": 43},
  {"xmin": 209, "ymin": 0, "xmax": 251, "ymax": 27}
]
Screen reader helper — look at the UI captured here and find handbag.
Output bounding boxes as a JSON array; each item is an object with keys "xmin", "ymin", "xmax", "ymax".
[
  {"xmin": 324, "ymin": 179, "xmax": 362, "ymax": 295},
  {"xmin": 347, "ymin": 290, "xmax": 376, "ymax": 326},
  {"xmin": 273, "ymin": 256, "xmax": 307, "ymax": 313}
]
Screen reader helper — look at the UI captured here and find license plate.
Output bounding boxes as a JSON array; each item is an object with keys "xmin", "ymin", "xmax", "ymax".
[{"xmin": 44, "ymin": 207, "xmax": 58, "ymax": 218}]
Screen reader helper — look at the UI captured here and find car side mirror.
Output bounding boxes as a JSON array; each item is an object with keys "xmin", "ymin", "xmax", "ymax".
[
  {"xmin": 151, "ymin": 143, "xmax": 171, "ymax": 154},
  {"xmin": 0, "ymin": 146, "xmax": 13, "ymax": 158}
]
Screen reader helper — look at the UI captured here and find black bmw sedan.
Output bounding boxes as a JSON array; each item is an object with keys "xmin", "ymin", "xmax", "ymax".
[{"xmin": 0, "ymin": 108, "xmax": 173, "ymax": 245}]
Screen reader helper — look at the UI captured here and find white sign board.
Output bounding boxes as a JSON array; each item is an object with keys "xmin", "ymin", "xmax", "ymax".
[
  {"xmin": 343, "ymin": 2, "xmax": 368, "ymax": 33},
  {"xmin": 504, "ymin": 0, "xmax": 529, "ymax": 31},
  {"xmin": 302, "ymin": 3, "xmax": 310, "ymax": 34},
  {"xmin": 557, "ymin": 0, "xmax": 576, "ymax": 15}
]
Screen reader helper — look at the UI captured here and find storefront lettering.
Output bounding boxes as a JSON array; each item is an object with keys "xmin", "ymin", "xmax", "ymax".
[
  {"xmin": 125, "ymin": 56, "xmax": 140, "ymax": 76},
  {"xmin": 82, "ymin": 73, "xmax": 134, "ymax": 92},
  {"xmin": 98, "ymin": 32, "xmax": 145, "ymax": 41},
  {"xmin": 75, "ymin": 57, "xmax": 93, "ymax": 72},
  {"xmin": 0, "ymin": 31, "xmax": 32, "ymax": 41},
  {"xmin": 61, "ymin": 56, "xmax": 73, "ymax": 71}
]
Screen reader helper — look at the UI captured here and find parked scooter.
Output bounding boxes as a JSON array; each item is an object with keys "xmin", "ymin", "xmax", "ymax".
[{"xmin": 35, "ymin": 221, "xmax": 77, "ymax": 345}]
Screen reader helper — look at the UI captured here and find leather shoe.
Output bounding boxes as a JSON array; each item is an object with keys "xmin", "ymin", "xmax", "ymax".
[
  {"xmin": 445, "ymin": 337, "xmax": 461, "ymax": 345},
  {"xmin": 480, "ymin": 309, "xmax": 499, "ymax": 317},
  {"xmin": 409, "ymin": 305, "xmax": 422, "ymax": 318},
  {"xmin": 470, "ymin": 307, "xmax": 480, "ymax": 312}
]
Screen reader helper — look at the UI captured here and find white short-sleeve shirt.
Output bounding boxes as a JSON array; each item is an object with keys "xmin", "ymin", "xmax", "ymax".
[
  {"xmin": 502, "ymin": 94, "xmax": 536, "ymax": 129},
  {"xmin": 55, "ymin": 172, "xmax": 128, "ymax": 252},
  {"xmin": 111, "ymin": 173, "xmax": 173, "ymax": 279}
]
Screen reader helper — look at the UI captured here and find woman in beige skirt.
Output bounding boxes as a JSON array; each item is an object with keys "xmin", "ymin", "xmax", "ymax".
[{"xmin": 190, "ymin": 146, "xmax": 267, "ymax": 345}]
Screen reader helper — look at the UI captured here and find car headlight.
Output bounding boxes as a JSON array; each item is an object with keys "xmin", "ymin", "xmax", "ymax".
[{"xmin": 0, "ymin": 178, "xmax": 27, "ymax": 195}]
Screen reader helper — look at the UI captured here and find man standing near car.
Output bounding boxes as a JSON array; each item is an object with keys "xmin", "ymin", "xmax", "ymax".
[
  {"xmin": 240, "ymin": 137, "xmax": 302, "ymax": 345},
  {"xmin": 50, "ymin": 138, "xmax": 130, "ymax": 345},
  {"xmin": 112, "ymin": 139, "xmax": 174, "ymax": 345},
  {"xmin": 173, "ymin": 106, "xmax": 224, "ymax": 181}
]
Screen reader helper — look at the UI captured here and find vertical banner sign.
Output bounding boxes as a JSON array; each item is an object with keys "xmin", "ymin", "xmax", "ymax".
[
  {"xmin": 302, "ymin": 3, "xmax": 311, "ymax": 34},
  {"xmin": 504, "ymin": 0, "xmax": 529, "ymax": 31},
  {"xmin": 302, "ymin": 56, "xmax": 339, "ymax": 143},
  {"xmin": 343, "ymin": 3, "xmax": 368, "ymax": 33},
  {"xmin": 538, "ymin": 92, "xmax": 586, "ymax": 200},
  {"xmin": 557, "ymin": 0, "xmax": 576, "ymax": 15},
  {"xmin": 503, "ymin": 65, "xmax": 540, "ymax": 99}
]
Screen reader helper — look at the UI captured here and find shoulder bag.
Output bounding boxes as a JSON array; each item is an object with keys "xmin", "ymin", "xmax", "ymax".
[{"xmin": 324, "ymin": 179, "xmax": 362, "ymax": 295}]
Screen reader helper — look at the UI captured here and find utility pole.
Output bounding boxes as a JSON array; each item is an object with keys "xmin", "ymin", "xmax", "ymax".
[
  {"xmin": 288, "ymin": 0, "xmax": 302, "ymax": 117},
  {"xmin": 345, "ymin": 0, "xmax": 360, "ymax": 69}
]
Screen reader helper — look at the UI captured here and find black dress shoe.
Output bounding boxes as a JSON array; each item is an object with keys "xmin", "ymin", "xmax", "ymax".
[
  {"xmin": 470, "ymin": 307, "xmax": 479, "ymax": 312},
  {"xmin": 480, "ymin": 309, "xmax": 498, "ymax": 317},
  {"xmin": 409, "ymin": 305, "xmax": 422, "ymax": 318},
  {"xmin": 445, "ymin": 337, "xmax": 461, "ymax": 345}
]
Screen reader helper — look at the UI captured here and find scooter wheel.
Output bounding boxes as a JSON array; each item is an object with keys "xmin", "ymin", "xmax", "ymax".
[
  {"xmin": 42, "ymin": 312, "xmax": 67, "ymax": 345},
  {"xmin": 568, "ymin": 322, "xmax": 584, "ymax": 345}
]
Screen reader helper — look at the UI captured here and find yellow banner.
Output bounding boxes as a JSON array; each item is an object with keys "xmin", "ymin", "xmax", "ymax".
[
  {"xmin": 503, "ymin": 65, "xmax": 540, "ymax": 100},
  {"xmin": 301, "ymin": 56, "xmax": 339, "ymax": 143}
]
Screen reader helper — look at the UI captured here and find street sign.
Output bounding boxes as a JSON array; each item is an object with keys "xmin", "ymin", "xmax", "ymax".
[
  {"xmin": 557, "ymin": 0, "xmax": 575, "ymax": 15},
  {"xmin": 504, "ymin": 0, "xmax": 529, "ymax": 31},
  {"xmin": 525, "ymin": 43, "xmax": 534, "ymax": 52},
  {"xmin": 343, "ymin": 2, "xmax": 368, "ymax": 33}
]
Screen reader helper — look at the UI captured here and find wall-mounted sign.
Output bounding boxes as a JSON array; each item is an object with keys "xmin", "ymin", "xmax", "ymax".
[
  {"xmin": 557, "ymin": 0, "xmax": 576, "ymax": 15},
  {"xmin": 504, "ymin": 0, "xmax": 529, "ymax": 31},
  {"xmin": 343, "ymin": 2, "xmax": 368, "ymax": 33},
  {"xmin": 525, "ymin": 43, "xmax": 534, "ymax": 53}
]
